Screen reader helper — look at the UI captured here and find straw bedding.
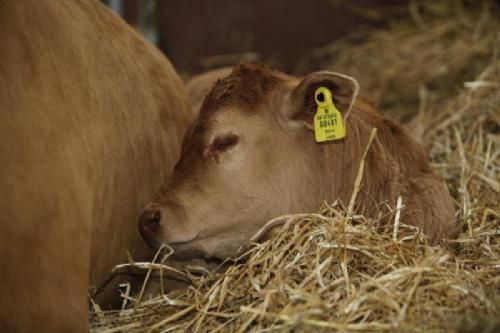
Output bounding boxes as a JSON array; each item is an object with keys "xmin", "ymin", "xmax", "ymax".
[{"xmin": 90, "ymin": 1, "xmax": 500, "ymax": 332}]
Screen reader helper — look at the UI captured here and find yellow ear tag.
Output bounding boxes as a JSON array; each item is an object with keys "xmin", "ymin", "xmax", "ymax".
[{"xmin": 313, "ymin": 87, "xmax": 346, "ymax": 142}]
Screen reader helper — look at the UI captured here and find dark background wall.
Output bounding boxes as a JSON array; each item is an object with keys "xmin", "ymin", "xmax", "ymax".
[{"xmin": 104, "ymin": 0, "xmax": 406, "ymax": 75}]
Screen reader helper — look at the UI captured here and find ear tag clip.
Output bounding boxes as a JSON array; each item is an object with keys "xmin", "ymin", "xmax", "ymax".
[{"xmin": 313, "ymin": 87, "xmax": 346, "ymax": 142}]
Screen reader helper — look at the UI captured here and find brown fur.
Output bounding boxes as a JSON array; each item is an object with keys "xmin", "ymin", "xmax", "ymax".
[
  {"xmin": 0, "ymin": 1, "xmax": 193, "ymax": 332},
  {"xmin": 141, "ymin": 64, "xmax": 455, "ymax": 267},
  {"xmin": 185, "ymin": 66, "xmax": 234, "ymax": 117},
  {"xmin": 199, "ymin": 63, "xmax": 285, "ymax": 117}
]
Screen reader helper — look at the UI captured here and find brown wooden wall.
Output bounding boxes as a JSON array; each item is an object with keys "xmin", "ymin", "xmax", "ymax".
[
  {"xmin": 105, "ymin": 0, "xmax": 407, "ymax": 75},
  {"xmin": 156, "ymin": 0, "xmax": 406, "ymax": 75}
]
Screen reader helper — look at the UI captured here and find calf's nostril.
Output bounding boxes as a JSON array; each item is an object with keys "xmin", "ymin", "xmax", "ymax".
[{"xmin": 139, "ymin": 209, "xmax": 161, "ymax": 237}]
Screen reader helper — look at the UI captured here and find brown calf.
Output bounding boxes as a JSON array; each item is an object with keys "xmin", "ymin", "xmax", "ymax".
[
  {"xmin": 139, "ymin": 63, "xmax": 455, "ymax": 262},
  {"xmin": 0, "ymin": 1, "xmax": 192, "ymax": 332}
]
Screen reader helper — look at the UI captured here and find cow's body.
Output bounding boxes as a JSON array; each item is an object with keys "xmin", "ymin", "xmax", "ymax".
[
  {"xmin": 0, "ymin": 1, "xmax": 192, "ymax": 332},
  {"xmin": 139, "ymin": 64, "xmax": 455, "ymax": 262}
]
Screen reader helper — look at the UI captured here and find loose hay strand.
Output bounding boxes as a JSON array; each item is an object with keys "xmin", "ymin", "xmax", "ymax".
[{"xmin": 348, "ymin": 127, "xmax": 378, "ymax": 216}]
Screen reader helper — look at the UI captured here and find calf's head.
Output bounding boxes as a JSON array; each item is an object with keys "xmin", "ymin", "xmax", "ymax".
[{"xmin": 139, "ymin": 64, "xmax": 359, "ymax": 260}]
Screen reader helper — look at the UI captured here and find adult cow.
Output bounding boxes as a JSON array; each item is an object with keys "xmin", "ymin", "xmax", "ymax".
[
  {"xmin": 139, "ymin": 63, "xmax": 456, "ymax": 261},
  {"xmin": 0, "ymin": 1, "xmax": 192, "ymax": 332}
]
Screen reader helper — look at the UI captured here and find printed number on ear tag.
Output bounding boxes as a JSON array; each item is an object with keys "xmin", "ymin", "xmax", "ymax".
[{"xmin": 313, "ymin": 87, "xmax": 346, "ymax": 142}]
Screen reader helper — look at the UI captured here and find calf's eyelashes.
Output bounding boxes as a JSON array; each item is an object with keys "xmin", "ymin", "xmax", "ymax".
[{"xmin": 203, "ymin": 133, "xmax": 240, "ymax": 159}]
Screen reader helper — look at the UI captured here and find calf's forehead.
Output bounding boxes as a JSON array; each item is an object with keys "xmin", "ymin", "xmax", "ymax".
[
  {"xmin": 189, "ymin": 107, "xmax": 261, "ymax": 141},
  {"xmin": 198, "ymin": 63, "xmax": 286, "ymax": 119}
]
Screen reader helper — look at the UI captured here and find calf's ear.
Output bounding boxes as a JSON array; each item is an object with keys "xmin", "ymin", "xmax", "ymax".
[{"xmin": 285, "ymin": 71, "xmax": 359, "ymax": 129}]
